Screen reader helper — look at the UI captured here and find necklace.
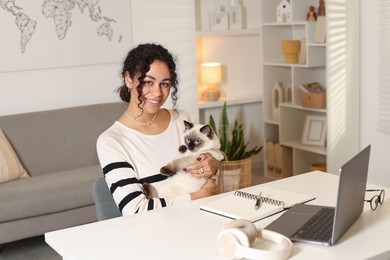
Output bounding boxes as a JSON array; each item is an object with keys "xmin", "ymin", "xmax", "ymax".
[{"xmin": 124, "ymin": 111, "xmax": 158, "ymax": 126}]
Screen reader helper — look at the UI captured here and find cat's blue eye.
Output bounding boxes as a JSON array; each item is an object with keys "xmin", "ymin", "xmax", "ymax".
[{"xmin": 195, "ymin": 138, "xmax": 201, "ymax": 145}]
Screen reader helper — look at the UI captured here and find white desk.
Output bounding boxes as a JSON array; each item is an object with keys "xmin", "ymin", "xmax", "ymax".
[{"xmin": 45, "ymin": 171, "xmax": 390, "ymax": 260}]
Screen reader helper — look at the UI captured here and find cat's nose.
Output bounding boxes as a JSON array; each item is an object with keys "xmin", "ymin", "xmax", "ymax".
[{"xmin": 179, "ymin": 145, "xmax": 187, "ymax": 153}]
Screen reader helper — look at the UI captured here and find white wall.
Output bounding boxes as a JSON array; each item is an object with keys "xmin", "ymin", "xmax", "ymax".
[
  {"xmin": 360, "ymin": 0, "xmax": 390, "ymax": 186},
  {"xmin": 0, "ymin": 0, "xmax": 198, "ymax": 122},
  {"xmin": 0, "ymin": 1, "xmax": 130, "ymax": 116},
  {"xmin": 0, "ymin": 63, "xmax": 122, "ymax": 116}
]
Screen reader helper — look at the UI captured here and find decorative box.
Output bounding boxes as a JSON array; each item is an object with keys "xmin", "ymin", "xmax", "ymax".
[
  {"xmin": 266, "ymin": 141, "xmax": 292, "ymax": 179},
  {"xmin": 302, "ymin": 92, "xmax": 326, "ymax": 109}
]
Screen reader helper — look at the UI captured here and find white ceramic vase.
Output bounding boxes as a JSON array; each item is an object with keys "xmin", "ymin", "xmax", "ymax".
[{"xmin": 271, "ymin": 81, "xmax": 285, "ymax": 121}]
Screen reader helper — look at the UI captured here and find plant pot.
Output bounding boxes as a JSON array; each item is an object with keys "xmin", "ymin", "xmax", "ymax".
[
  {"xmin": 219, "ymin": 157, "xmax": 252, "ymax": 192},
  {"xmin": 281, "ymin": 40, "xmax": 301, "ymax": 64}
]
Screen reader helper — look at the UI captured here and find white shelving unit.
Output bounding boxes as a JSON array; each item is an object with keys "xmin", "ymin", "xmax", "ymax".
[{"xmin": 261, "ymin": 0, "xmax": 328, "ymax": 180}]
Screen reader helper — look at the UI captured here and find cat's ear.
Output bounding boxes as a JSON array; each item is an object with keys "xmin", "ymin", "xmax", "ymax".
[
  {"xmin": 200, "ymin": 125, "xmax": 213, "ymax": 138},
  {"xmin": 183, "ymin": 120, "xmax": 194, "ymax": 131}
]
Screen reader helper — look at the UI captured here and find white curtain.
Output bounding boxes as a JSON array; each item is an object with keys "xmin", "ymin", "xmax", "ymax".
[
  {"xmin": 326, "ymin": 0, "xmax": 360, "ymax": 174},
  {"xmin": 378, "ymin": 0, "xmax": 390, "ymax": 133}
]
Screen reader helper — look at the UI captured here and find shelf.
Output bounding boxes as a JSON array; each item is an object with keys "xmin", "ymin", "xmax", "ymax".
[
  {"xmin": 263, "ymin": 62, "xmax": 324, "ymax": 68},
  {"xmin": 196, "ymin": 28, "xmax": 261, "ymax": 37},
  {"xmin": 261, "ymin": 21, "xmax": 326, "ymax": 67},
  {"xmin": 280, "ymin": 102, "xmax": 327, "ymax": 113},
  {"xmin": 264, "ymin": 119, "xmax": 279, "ymax": 126},
  {"xmin": 262, "ymin": 22, "xmax": 307, "ymax": 27},
  {"xmin": 281, "ymin": 140, "xmax": 327, "ymax": 155},
  {"xmin": 198, "ymin": 94, "xmax": 262, "ymax": 109},
  {"xmin": 308, "ymin": 43, "xmax": 326, "ymax": 47}
]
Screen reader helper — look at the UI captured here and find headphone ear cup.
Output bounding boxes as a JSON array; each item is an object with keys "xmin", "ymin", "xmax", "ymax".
[
  {"xmin": 224, "ymin": 219, "xmax": 258, "ymax": 245},
  {"xmin": 217, "ymin": 229, "xmax": 249, "ymax": 259},
  {"xmin": 218, "ymin": 220, "xmax": 293, "ymax": 260}
]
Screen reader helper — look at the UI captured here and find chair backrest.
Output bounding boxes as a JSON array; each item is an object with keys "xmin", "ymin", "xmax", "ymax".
[{"xmin": 92, "ymin": 177, "xmax": 122, "ymax": 221}]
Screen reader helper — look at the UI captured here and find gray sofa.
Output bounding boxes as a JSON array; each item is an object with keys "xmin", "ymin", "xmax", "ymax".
[{"xmin": 0, "ymin": 102, "xmax": 125, "ymax": 244}]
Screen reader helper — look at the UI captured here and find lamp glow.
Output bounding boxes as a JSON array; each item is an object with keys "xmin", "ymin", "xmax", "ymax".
[{"xmin": 200, "ymin": 62, "xmax": 222, "ymax": 101}]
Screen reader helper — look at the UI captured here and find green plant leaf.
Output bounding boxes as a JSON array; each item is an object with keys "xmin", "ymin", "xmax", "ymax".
[
  {"xmin": 209, "ymin": 115, "xmax": 217, "ymax": 134},
  {"xmin": 219, "ymin": 102, "xmax": 229, "ymax": 153},
  {"xmin": 208, "ymin": 101, "xmax": 263, "ymax": 161}
]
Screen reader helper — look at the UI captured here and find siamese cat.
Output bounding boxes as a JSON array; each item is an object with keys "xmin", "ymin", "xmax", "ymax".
[{"xmin": 142, "ymin": 120, "xmax": 224, "ymax": 198}]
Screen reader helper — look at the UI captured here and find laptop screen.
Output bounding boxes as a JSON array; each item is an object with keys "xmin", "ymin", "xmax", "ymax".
[{"xmin": 332, "ymin": 145, "xmax": 371, "ymax": 244}]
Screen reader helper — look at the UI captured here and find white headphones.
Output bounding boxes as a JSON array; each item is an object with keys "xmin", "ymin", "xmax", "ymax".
[{"xmin": 217, "ymin": 219, "xmax": 292, "ymax": 260}]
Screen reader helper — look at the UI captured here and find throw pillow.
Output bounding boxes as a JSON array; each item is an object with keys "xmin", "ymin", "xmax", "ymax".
[{"xmin": 0, "ymin": 128, "xmax": 30, "ymax": 183}]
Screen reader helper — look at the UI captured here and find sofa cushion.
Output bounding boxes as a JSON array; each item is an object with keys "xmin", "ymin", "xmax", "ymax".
[
  {"xmin": 0, "ymin": 164, "xmax": 102, "ymax": 223},
  {"xmin": 0, "ymin": 129, "xmax": 29, "ymax": 184}
]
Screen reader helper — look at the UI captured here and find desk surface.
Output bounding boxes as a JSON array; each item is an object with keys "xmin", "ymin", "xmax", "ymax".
[{"xmin": 45, "ymin": 171, "xmax": 390, "ymax": 260}]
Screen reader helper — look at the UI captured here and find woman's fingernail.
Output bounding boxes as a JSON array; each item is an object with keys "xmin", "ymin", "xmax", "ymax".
[
  {"xmin": 183, "ymin": 168, "xmax": 187, "ymax": 172},
  {"xmin": 197, "ymin": 157, "xmax": 201, "ymax": 161}
]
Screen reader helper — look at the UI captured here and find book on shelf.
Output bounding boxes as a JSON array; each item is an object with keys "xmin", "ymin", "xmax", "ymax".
[
  {"xmin": 299, "ymin": 38, "xmax": 306, "ymax": 64},
  {"xmin": 200, "ymin": 186, "xmax": 315, "ymax": 222},
  {"xmin": 315, "ymin": 16, "xmax": 326, "ymax": 43}
]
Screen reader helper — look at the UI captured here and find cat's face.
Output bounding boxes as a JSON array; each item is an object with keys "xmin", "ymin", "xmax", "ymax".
[{"xmin": 179, "ymin": 120, "xmax": 220, "ymax": 153}]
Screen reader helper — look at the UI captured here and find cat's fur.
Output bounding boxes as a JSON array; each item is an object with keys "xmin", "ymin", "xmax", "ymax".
[{"xmin": 142, "ymin": 120, "xmax": 224, "ymax": 198}]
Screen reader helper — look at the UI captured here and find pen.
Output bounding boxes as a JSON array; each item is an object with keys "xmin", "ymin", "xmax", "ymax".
[{"xmin": 254, "ymin": 191, "xmax": 262, "ymax": 210}]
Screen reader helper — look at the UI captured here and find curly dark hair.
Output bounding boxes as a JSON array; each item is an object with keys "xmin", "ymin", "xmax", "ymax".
[{"xmin": 118, "ymin": 43, "xmax": 179, "ymax": 110}]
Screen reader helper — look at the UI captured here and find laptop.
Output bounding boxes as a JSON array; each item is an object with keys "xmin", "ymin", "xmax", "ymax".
[{"xmin": 266, "ymin": 145, "xmax": 371, "ymax": 246}]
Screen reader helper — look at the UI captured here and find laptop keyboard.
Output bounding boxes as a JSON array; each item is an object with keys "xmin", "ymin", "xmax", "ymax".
[{"xmin": 292, "ymin": 207, "xmax": 335, "ymax": 242}]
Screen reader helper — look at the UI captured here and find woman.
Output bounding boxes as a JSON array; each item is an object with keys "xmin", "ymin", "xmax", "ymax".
[{"xmin": 97, "ymin": 43, "xmax": 220, "ymax": 215}]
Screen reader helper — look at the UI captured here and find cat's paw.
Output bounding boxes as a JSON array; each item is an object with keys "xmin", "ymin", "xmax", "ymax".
[{"xmin": 160, "ymin": 166, "xmax": 176, "ymax": 176}]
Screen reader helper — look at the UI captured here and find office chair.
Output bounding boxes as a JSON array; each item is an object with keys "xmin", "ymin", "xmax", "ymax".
[{"xmin": 92, "ymin": 177, "xmax": 122, "ymax": 221}]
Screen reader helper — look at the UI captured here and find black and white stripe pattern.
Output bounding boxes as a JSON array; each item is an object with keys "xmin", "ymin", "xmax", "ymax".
[{"xmin": 103, "ymin": 161, "xmax": 168, "ymax": 213}]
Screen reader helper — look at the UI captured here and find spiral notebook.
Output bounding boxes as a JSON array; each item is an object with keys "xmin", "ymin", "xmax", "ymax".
[{"xmin": 200, "ymin": 187, "xmax": 315, "ymax": 222}]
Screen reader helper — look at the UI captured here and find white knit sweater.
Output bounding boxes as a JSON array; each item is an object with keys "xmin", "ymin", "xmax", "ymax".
[{"xmin": 96, "ymin": 109, "xmax": 192, "ymax": 215}]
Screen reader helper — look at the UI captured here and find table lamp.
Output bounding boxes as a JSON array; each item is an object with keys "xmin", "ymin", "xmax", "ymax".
[{"xmin": 201, "ymin": 62, "xmax": 222, "ymax": 101}]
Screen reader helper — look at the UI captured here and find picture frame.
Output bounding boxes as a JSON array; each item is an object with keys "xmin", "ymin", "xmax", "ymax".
[
  {"xmin": 301, "ymin": 115, "xmax": 327, "ymax": 147},
  {"xmin": 209, "ymin": 12, "xmax": 229, "ymax": 31}
]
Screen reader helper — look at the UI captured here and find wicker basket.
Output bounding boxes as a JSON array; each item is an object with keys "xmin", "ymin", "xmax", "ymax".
[
  {"xmin": 301, "ymin": 92, "xmax": 326, "ymax": 109},
  {"xmin": 218, "ymin": 157, "xmax": 252, "ymax": 193}
]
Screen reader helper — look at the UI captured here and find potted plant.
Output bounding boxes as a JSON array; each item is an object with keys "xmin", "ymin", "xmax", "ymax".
[{"xmin": 209, "ymin": 102, "xmax": 262, "ymax": 192}]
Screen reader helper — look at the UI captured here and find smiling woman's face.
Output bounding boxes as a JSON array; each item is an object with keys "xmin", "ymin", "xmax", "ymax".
[{"xmin": 126, "ymin": 60, "xmax": 172, "ymax": 115}]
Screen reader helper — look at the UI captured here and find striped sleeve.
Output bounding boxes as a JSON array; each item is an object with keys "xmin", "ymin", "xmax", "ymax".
[{"xmin": 97, "ymin": 134, "xmax": 190, "ymax": 215}]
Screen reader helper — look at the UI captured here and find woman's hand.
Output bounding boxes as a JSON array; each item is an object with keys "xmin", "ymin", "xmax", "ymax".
[
  {"xmin": 185, "ymin": 153, "xmax": 220, "ymax": 179},
  {"xmin": 190, "ymin": 179, "xmax": 219, "ymax": 200}
]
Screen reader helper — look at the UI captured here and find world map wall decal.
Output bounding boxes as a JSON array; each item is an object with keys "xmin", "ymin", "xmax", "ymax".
[{"xmin": 0, "ymin": 0, "xmax": 132, "ymax": 72}]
